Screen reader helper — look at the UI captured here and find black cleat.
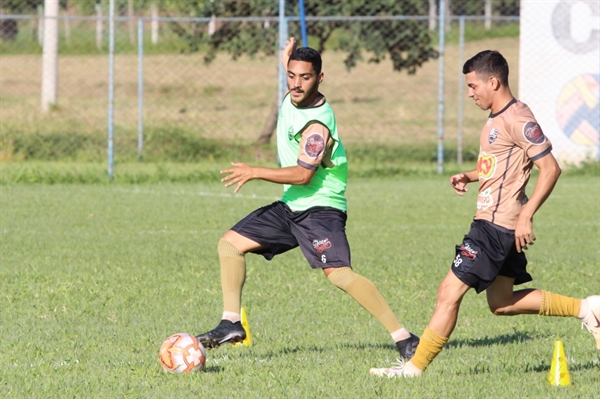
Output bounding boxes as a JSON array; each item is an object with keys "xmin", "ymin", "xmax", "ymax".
[
  {"xmin": 396, "ymin": 333, "xmax": 420, "ymax": 360},
  {"xmin": 196, "ymin": 319, "xmax": 246, "ymax": 348}
]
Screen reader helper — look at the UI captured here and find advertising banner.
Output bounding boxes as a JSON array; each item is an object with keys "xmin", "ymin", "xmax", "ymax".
[{"xmin": 519, "ymin": 0, "xmax": 599, "ymax": 164}]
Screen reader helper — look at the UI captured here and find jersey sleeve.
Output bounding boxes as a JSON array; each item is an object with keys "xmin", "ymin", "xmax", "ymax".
[
  {"xmin": 510, "ymin": 118, "xmax": 553, "ymax": 161},
  {"xmin": 297, "ymin": 122, "xmax": 331, "ymax": 171}
]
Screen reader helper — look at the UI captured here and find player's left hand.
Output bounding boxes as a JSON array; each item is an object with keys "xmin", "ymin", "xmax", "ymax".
[
  {"xmin": 514, "ymin": 215, "xmax": 535, "ymax": 252},
  {"xmin": 221, "ymin": 162, "xmax": 254, "ymax": 193}
]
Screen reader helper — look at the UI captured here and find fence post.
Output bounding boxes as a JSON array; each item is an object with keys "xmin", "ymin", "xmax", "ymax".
[
  {"xmin": 298, "ymin": 0, "xmax": 307, "ymax": 47},
  {"xmin": 278, "ymin": 0, "xmax": 288, "ymax": 109},
  {"xmin": 41, "ymin": 0, "xmax": 58, "ymax": 112},
  {"xmin": 437, "ymin": 0, "xmax": 446, "ymax": 174},
  {"xmin": 107, "ymin": 0, "xmax": 115, "ymax": 180},
  {"xmin": 457, "ymin": 16, "xmax": 465, "ymax": 165},
  {"xmin": 138, "ymin": 18, "xmax": 144, "ymax": 161}
]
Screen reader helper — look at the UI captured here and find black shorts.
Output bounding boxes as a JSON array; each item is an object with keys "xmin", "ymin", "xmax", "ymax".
[
  {"xmin": 230, "ymin": 201, "xmax": 351, "ymax": 269},
  {"xmin": 451, "ymin": 219, "xmax": 532, "ymax": 293}
]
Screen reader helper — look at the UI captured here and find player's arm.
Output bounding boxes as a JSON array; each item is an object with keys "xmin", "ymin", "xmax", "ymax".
[
  {"xmin": 280, "ymin": 37, "xmax": 297, "ymax": 98},
  {"xmin": 220, "ymin": 123, "xmax": 329, "ymax": 194},
  {"xmin": 220, "ymin": 162, "xmax": 314, "ymax": 193},
  {"xmin": 514, "ymin": 152, "xmax": 561, "ymax": 252},
  {"xmin": 296, "ymin": 122, "xmax": 331, "ymax": 171},
  {"xmin": 281, "ymin": 37, "xmax": 297, "ymax": 74},
  {"xmin": 449, "ymin": 169, "xmax": 479, "ymax": 196}
]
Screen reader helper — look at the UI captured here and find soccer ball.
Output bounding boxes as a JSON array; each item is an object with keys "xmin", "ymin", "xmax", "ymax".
[{"xmin": 159, "ymin": 333, "xmax": 206, "ymax": 373}]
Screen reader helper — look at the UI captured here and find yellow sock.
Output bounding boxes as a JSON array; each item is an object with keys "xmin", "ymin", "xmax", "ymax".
[
  {"xmin": 327, "ymin": 267, "xmax": 403, "ymax": 333},
  {"xmin": 539, "ymin": 290, "xmax": 581, "ymax": 317},
  {"xmin": 218, "ymin": 238, "xmax": 246, "ymax": 314},
  {"xmin": 411, "ymin": 327, "xmax": 449, "ymax": 371}
]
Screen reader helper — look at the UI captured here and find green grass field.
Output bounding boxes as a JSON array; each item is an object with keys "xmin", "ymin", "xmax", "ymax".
[{"xmin": 1, "ymin": 174, "xmax": 598, "ymax": 398}]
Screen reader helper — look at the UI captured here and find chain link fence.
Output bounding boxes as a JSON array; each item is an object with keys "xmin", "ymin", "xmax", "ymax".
[{"xmin": 1, "ymin": 1, "xmax": 598, "ymax": 169}]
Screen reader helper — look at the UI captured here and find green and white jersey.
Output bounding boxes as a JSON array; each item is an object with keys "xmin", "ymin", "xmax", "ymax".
[{"xmin": 277, "ymin": 93, "xmax": 348, "ymax": 211}]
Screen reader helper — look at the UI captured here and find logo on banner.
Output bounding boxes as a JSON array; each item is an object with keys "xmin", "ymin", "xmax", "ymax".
[{"xmin": 557, "ymin": 73, "xmax": 599, "ymax": 147}]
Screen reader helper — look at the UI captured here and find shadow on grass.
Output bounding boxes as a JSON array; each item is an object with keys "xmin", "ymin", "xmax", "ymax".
[
  {"xmin": 526, "ymin": 360, "xmax": 600, "ymax": 373},
  {"xmin": 445, "ymin": 330, "xmax": 534, "ymax": 349},
  {"xmin": 245, "ymin": 342, "xmax": 392, "ymax": 360},
  {"xmin": 203, "ymin": 365, "xmax": 225, "ymax": 374}
]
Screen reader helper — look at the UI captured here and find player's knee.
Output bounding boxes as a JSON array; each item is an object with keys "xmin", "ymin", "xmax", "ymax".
[
  {"xmin": 435, "ymin": 294, "xmax": 460, "ymax": 313},
  {"xmin": 434, "ymin": 281, "xmax": 463, "ymax": 312},
  {"xmin": 488, "ymin": 303, "xmax": 501, "ymax": 315},
  {"xmin": 218, "ymin": 238, "xmax": 244, "ymax": 258},
  {"xmin": 326, "ymin": 267, "xmax": 356, "ymax": 290},
  {"xmin": 487, "ymin": 299, "xmax": 511, "ymax": 315},
  {"xmin": 488, "ymin": 304, "xmax": 511, "ymax": 316}
]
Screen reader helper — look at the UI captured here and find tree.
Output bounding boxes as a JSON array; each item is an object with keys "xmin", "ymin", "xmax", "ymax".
[{"xmin": 160, "ymin": 0, "xmax": 439, "ymax": 144}]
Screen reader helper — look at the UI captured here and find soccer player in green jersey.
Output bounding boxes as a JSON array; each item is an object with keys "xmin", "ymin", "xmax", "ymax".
[
  {"xmin": 196, "ymin": 38, "xmax": 420, "ymax": 360},
  {"xmin": 369, "ymin": 50, "xmax": 599, "ymax": 378}
]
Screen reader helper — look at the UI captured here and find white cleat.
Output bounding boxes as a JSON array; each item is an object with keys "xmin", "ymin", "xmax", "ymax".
[
  {"xmin": 369, "ymin": 358, "xmax": 421, "ymax": 378},
  {"xmin": 581, "ymin": 295, "xmax": 600, "ymax": 350}
]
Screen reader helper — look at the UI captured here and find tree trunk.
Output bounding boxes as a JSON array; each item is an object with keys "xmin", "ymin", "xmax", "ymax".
[
  {"xmin": 128, "ymin": 0, "xmax": 135, "ymax": 44},
  {"xmin": 255, "ymin": 93, "xmax": 279, "ymax": 145}
]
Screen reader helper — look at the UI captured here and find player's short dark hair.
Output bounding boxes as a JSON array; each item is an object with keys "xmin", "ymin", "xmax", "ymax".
[
  {"xmin": 462, "ymin": 50, "xmax": 509, "ymax": 87},
  {"xmin": 289, "ymin": 47, "xmax": 322, "ymax": 75}
]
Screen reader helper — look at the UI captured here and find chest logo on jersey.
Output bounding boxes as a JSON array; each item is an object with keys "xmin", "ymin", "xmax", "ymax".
[
  {"xmin": 477, "ymin": 152, "xmax": 496, "ymax": 180},
  {"xmin": 287, "ymin": 127, "xmax": 296, "ymax": 141},
  {"xmin": 477, "ymin": 188, "xmax": 494, "ymax": 210},
  {"xmin": 488, "ymin": 128, "xmax": 499, "ymax": 144},
  {"xmin": 523, "ymin": 121, "xmax": 546, "ymax": 145}
]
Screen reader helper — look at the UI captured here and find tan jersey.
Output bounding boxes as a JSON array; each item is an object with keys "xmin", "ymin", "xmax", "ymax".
[{"xmin": 475, "ymin": 99, "xmax": 553, "ymax": 230}]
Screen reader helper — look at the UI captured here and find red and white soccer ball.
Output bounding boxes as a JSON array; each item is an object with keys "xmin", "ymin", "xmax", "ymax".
[{"xmin": 159, "ymin": 333, "xmax": 206, "ymax": 373}]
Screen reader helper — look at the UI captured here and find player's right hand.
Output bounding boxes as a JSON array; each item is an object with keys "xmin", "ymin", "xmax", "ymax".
[
  {"xmin": 221, "ymin": 162, "xmax": 255, "ymax": 194},
  {"xmin": 449, "ymin": 173, "xmax": 469, "ymax": 196},
  {"xmin": 281, "ymin": 37, "xmax": 297, "ymax": 64}
]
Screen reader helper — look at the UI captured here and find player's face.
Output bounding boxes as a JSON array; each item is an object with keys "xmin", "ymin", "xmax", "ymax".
[
  {"xmin": 287, "ymin": 60, "xmax": 323, "ymax": 107},
  {"xmin": 465, "ymin": 71, "xmax": 493, "ymax": 111}
]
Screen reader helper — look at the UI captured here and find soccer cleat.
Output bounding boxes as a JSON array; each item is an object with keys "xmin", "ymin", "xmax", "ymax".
[
  {"xmin": 196, "ymin": 319, "xmax": 246, "ymax": 349},
  {"xmin": 581, "ymin": 295, "xmax": 600, "ymax": 350},
  {"xmin": 369, "ymin": 358, "xmax": 412, "ymax": 378},
  {"xmin": 396, "ymin": 333, "xmax": 420, "ymax": 360}
]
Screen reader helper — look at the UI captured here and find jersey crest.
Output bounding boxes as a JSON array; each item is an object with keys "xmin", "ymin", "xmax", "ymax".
[
  {"xmin": 488, "ymin": 128, "xmax": 499, "ymax": 144},
  {"xmin": 287, "ymin": 126, "xmax": 296, "ymax": 141}
]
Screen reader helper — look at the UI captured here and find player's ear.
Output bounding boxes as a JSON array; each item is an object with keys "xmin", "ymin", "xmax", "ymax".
[
  {"xmin": 318, "ymin": 72, "xmax": 324, "ymax": 84},
  {"xmin": 489, "ymin": 75, "xmax": 500, "ymax": 90}
]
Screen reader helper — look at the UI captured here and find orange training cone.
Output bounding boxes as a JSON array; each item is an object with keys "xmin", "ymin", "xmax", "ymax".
[
  {"xmin": 235, "ymin": 307, "xmax": 253, "ymax": 346},
  {"xmin": 547, "ymin": 340, "xmax": 571, "ymax": 386}
]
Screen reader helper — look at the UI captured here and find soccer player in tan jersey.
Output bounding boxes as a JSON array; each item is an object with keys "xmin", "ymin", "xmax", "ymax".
[{"xmin": 370, "ymin": 50, "xmax": 600, "ymax": 378}]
